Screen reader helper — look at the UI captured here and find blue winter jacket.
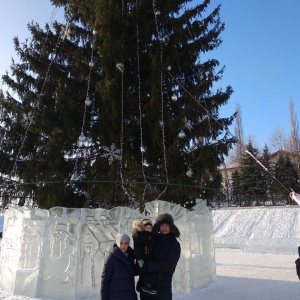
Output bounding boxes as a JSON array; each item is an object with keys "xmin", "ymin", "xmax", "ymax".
[
  {"xmin": 140, "ymin": 225, "xmax": 181, "ymax": 300},
  {"xmin": 101, "ymin": 244, "xmax": 138, "ymax": 300}
]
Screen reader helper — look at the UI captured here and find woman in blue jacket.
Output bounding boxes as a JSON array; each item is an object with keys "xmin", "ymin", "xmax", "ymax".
[
  {"xmin": 139, "ymin": 213, "xmax": 181, "ymax": 300},
  {"xmin": 101, "ymin": 233, "xmax": 138, "ymax": 300}
]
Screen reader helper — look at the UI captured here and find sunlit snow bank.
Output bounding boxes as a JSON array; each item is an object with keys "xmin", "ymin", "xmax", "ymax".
[
  {"xmin": 0, "ymin": 200, "xmax": 215, "ymax": 299},
  {"xmin": 212, "ymin": 206, "xmax": 300, "ymax": 254}
]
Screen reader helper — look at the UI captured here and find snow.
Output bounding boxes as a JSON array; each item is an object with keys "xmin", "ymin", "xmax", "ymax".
[
  {"xmin": 212, "ymin": 206, "xmax": 300, "ymax": 254},
  {"xmin": 0, "ymin": 206, "xmax": 299, "ymax": 299}
]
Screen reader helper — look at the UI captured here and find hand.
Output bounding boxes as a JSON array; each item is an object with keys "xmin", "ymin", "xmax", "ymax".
[{"xmin": 138, "ymin": 259, "xmax": 144, "ymax": 268}]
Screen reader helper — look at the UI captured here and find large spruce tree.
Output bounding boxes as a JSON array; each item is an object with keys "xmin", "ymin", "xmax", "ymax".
[{"xmin": 0, "ymin": 0, "xmax": 235, "ymax": 209}]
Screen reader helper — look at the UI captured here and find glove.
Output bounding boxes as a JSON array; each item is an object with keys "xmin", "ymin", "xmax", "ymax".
[{"xmin": 138, "ymin": 259, "xmax": 144, "ymax": 268}]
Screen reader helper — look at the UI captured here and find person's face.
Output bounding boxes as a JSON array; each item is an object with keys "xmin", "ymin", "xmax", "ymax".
[
  {"xmin": 160, "ymin": 223, "xmax": 170, "ymax": 234},
  {"xmin": 118, "ymin": 240, "xmax": 129, "ymax": 252},
  {"xmin": 144, "ymin": 225, "xmax": 152, "ymax": 232}
]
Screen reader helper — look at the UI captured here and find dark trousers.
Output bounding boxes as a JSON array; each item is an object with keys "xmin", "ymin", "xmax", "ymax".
[
  {"xmin": 140, "ymin": 296, "xmax": 152, "ymax": 300},
  {"xmin": 142, "ymin": 272, "xmax": 156, "ymax": 288},
  {"xmin": 140, "ymin": 296, "xmax": 165, "ymax": 300}
]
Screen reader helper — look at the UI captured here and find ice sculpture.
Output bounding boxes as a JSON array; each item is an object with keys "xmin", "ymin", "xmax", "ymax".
[{"xmin": 0, "ymin": 199, "xmax": 215, "ymax": 299}]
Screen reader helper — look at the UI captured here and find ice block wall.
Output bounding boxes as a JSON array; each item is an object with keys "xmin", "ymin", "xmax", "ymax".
[{"xmin": 0, "ymin": 199, "xmax": 215, "ymax": 299}]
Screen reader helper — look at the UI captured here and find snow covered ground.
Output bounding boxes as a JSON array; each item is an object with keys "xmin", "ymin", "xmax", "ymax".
[
  {"xmin": 212, "ymin": 206, "xmax": 300, "ymax": 254},
  {"xmin": 174, "ymin": 249, "xmax": 299, "ymax": 300},
  {"xmin": 0, "ymin": 206, "xmax": 299, "ymax": 299}
]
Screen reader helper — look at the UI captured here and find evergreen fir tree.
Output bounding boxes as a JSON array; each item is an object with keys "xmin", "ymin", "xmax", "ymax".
[
  {"xmin": 284, "ymin": 156, "xmax": 300, "ymax": 193},
  {"xmin": 260, "ymin": 144, "xmax": 274, "ymax": 203},
  {"xmin": 272, "ymin": 154, "xmax": 300, "ymax": 200},
  {"xmin": 238, "ymin": 142, "xmax": 265, "ymax": 205},
  {"xmin": 0, "ymin": 0, "xmax": 235, "ymax": 209},
  {"xmin": 272, "ymin": 154, "xmax": 288, "ymax": 198}
]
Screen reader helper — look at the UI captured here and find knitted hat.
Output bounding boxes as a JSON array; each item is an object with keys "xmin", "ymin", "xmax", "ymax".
[
  {"xmin": 155, "ymin": 213, "xmax": 174, "ymax": 226},
  {"xmin": 116, "ymin": 233, "xmax": 130, "ymax": 245},
  {"xmin": 141, "ymin": 218, "xmax": 153, "ymax": 227}
]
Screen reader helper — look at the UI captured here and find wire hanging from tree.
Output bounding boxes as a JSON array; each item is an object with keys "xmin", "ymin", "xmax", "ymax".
[
  {"xmin": 135, "ymin": 0, "xmax": 148, "ymax": 203},
  {"xmin": 151, "ymin": 0, "xmax": 169, "ymax": 200}
]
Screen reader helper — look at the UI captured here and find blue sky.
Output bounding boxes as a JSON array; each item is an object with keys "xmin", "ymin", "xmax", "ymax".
[
  {"xmin": 209, "ymin": 0, "xmax": 300, "ymax": 149},
  {"xmin": 0, "ymin": 0, "xmax": 299, "ymax": 150}
]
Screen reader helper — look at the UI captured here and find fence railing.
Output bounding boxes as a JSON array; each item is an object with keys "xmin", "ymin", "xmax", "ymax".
[{"xmin": 208, "ymin": 196, "xmax": 297, "ymax": 209}]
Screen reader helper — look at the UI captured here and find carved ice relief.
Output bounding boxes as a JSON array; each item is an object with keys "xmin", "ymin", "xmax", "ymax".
[{"xmin": 0, "ymin": 199, "xmax": 215, "ymax": 299}]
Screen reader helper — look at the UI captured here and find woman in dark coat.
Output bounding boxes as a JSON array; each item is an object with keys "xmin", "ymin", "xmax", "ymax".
[
  {"xmin": 295, "ymin": 246, "xmax": 300, "ymax": 280},
  {"xmin": 139, "ymin": 213, "xmax": 181, "ymax": 300},
  {"xmin": 101, "ymin": 233, "xmax": 138, "ymax": 300}
]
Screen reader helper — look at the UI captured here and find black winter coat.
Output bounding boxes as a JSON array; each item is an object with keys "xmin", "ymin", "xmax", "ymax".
[
  {"xmin": 101, "ymin": 244, "xmax": 138, "ymax": 300},
  {"xmin": 295, "ymin": 257, "xmax": 300, "ymax": 279},
  {"xmin": 132, "ymin": 229, "xmax": 155, "ymax": 261},
  {"xmin": 140, "ymin": 228, "xmax": 181, "ymax": 300}
]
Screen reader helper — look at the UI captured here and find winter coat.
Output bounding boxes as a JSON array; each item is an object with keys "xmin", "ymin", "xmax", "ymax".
[
  {"xmin": 140, "ymin": 222, "xmax": 181, "ymax": 300},
  {"xmin": 295, "ymin": 257, "xmax": 300, "ymax": 279},
  {"xmin": 132, "ymin": 221, "xmax": 155, "ymax": 261},
  {"xmin": 101, "ymin": 244, "xmax": 138, "ymax": 300}
]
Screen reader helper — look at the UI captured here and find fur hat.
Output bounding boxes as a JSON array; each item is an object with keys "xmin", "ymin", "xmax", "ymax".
[
  {"xmin": 116, "ymin": 233, "xmax": 130, "ymax": 245},
  {"xmin": 141, "ymin": 218, "xmax": 153, "ymax": 227},
  {"xmin": 132, "ymin": 220, "xmax": 143, "ymax": 231},
  {"xmin": 156, "ymin": 213, "xmax": 174, "ymax": 226},
  {"xmin": 154, "ymin": 213, "xmax": 180, "ymax": 238}
]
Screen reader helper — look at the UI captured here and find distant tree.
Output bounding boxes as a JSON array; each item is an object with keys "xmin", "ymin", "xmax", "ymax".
[
  {"xmin": 0, "ymin": 0, "xmax": 235, "ymax": 209},
  {"xmin": 289, "ymin": 97, "xmax": 300, "ymax": 153},
  {"xmin": 288, "ymin": 97, "xmax": 300, "ymax": 174},
  {"xmin": 260, "ymin": 144, "xmax": 273, "ymax": 198},
  {"xmin": 220, "ymin": 165, "xmax": 232, "ymax": 205},
  {"xmin": 268, "ymin": 126, "xmax": 287, "ymax": 152},
  {"xmin": 233, "ymin": 103, "xmax": 244, "ymax": 162},
  {"xmin": 238, "ymin": 141, "xmax": 265, "ymax": 204},
  {"xmin": 231, "ymin": 170, "xmax": 241, "ymax": 205},
  {"xmin": 272, "ymin": 155, "xmax": 300, "ymax": 199}
]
